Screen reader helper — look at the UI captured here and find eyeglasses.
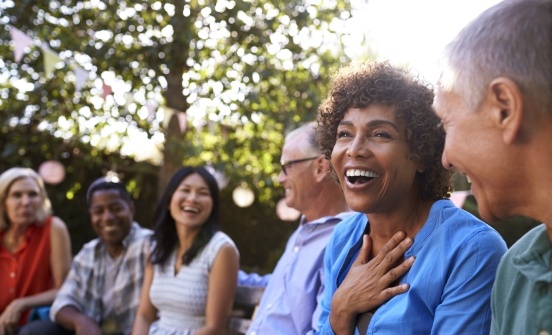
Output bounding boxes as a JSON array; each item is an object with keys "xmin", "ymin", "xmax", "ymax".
[{"xmin": 280, "ymin": 156, "xmax": 320, "ymax": 175}]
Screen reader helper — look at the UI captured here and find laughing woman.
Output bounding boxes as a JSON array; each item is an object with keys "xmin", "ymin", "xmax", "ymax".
[
  {"xmin": 132, "ymin": 167, "xmax": 239, "ymax": 335},
  {"xmin": 314, "ymin": 62, "xmax": 507, "ymax": 335}
]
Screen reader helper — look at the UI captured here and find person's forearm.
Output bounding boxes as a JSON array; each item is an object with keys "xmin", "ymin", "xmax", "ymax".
[
  {"xmin": 237, "ymin": 270, "xmax": 271, "ymax": 287},
  {"xmin": 194, "ymin": 325, "xmax": 226, "ymax": 335},
  {"xmin": 14, "ymin": 288, "xmax": 58, "ymax": 311},
  {"xmin": 131, "ymin": 316, "xmax": 153, "ymax": 335},
  {"xmin": 55, "ymin": 306, "xmax": 97, "ymax": 332}
]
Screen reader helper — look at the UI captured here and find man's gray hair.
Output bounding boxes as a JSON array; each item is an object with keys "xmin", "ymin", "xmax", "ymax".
[
  {"xmin": 440, "ymin": 0, "xmax": 552, "ymax": 111},
  {"xmin": 286, "ymin": 121, "xmax": 320, "ymax": 155}
]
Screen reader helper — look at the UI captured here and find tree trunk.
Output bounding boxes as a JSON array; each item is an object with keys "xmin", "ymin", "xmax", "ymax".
[{"xmin": 158, "ymin": 0, "xmax": 192, "ymax": 195}]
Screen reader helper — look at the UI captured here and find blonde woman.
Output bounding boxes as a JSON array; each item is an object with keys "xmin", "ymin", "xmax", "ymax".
[{"xmin": 0, "ymin": 168, "xmax": 71, "ymax": 334}]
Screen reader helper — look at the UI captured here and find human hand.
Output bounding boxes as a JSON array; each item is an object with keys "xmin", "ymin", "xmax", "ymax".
[
  {"xmin": 74, "ymin": 318, "xmax": 103, "ymax": 335},
  {"xmin": 329, "ymin": 231, "xmax": 414, "ymax": 334},
  {"xmin": 0, "ymin": 322, "xmax": 12, "ymax": 335},
  {"xmin": 0, "ymin": 299, "xmax": 25, "ymax": 335},
  {"xmin": 0, "ymin": 325, "xmax": 10, "ymax": 335}
]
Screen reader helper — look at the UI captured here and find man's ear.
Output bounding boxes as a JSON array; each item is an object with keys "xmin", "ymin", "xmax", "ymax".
[
  {"xmin": 314, "ymin": 156, "xmax": 329, "ymax": 182},
  {"xmin": 487, "ymin": 77, "xmax": 524, "ymax": 144}
]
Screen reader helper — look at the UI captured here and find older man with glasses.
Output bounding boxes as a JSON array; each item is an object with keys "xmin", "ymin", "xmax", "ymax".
[{"xmin": 238, "ymin": 121, "xmax": 352, "ymax": 335}]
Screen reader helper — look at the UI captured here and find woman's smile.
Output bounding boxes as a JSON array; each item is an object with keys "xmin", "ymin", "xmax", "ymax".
[{"xmin": 344, "ymin": 168, "xmax": 380, "ymax": 186}]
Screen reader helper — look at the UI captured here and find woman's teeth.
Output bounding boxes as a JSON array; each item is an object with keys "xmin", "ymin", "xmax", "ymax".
[
  {"xmin": 345, "ymin": 169, "xmax": 380, "ymax": 178},
  {"xmin": 182, "ymin": 206, "xmax": 199, "ymax": 213}
]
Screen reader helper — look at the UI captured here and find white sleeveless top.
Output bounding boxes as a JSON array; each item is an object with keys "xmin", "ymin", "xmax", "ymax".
[{"xmin": 148, "ymin": 231, "xmax": 238, "ymax": 335}]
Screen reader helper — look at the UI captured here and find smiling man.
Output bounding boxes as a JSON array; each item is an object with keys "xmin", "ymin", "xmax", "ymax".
[
  {"xmin": 239, "ymin": 122, "xmax": 352, "ymax": 335},
  {"xmin": 20, "ymin": 177, "xmax": 152, "ymax": 335},
  {"xmin": 433, "ymin": 1, "xmax": 552, "ymax": 334}
]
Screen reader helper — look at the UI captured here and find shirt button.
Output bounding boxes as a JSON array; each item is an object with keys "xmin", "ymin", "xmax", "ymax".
[
  {"xmin": 266, "ymin": 303, "xmax": 273, "ymax": 309},
  {"xmin": 293, "ymin": 246, "xmax": 299, "ymax": 252},
  {"xmin": 10, "ymin": 272, "xmax": 15, "ymax": 278},
  {"xmin": 538, "ymin": 331, "xmax": 549, "ymax": 335},
  {"xmin": 250, "ymin": 332, "xmax": 257, "ymax": 335},
  {"xmin": 9, "ymin": 288, "xmax": 14, "ymax": 293}
]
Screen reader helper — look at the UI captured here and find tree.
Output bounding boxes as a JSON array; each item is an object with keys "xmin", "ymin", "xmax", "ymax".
[
  {"xmin": 0, "ymin": 0, "xmax": 356, "ymax": 270},
  {"xmin": 1, "ymin": 0, "xmax": 354, "ymax": 191}
]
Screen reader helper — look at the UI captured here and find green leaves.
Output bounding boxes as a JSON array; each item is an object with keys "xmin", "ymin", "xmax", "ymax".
[{"xmin": 3, "ymin": 0, "xmax": 351, "ymax": 249}]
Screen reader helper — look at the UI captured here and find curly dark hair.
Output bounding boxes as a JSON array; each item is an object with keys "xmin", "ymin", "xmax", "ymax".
[{"xmin": 316, "ymin": 61, "xmax": 452, "ymax": 200}]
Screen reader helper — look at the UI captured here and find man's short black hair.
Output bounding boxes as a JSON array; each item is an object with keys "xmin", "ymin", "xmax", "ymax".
[{"xmin": 86, "ymin": 177, "xmax": 132, "ymax": 208}]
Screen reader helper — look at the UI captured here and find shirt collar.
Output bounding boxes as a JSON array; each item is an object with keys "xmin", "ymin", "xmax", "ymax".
[
  {"xmin": 513, "ymin": 225, "xmax": 552, "ymax": 282},
  {"xmin": 300, "ymin": 211, "xmax": 356, "ymax": 225},
  {"xmin": 123, "ymin": 222, "xmax": 140, "ymax": 247}
]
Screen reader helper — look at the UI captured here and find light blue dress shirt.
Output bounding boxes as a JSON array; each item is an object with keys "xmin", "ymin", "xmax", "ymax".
[
  {"xmin": 316, "ymin": 200, "xmax": 507, "ymax": 335},
  {"xmin": 241, "ymin": 212, "xmax": 354, "ymax": 335}
]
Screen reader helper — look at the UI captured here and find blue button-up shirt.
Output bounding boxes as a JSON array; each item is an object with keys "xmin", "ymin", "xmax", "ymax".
[
  {"xmin": 241, "ymin": 212, "xmax": 354, "ymax": 335},
  {"xmin": 316, "ymin": 200, "xmax": 507, "ymax": 335}
]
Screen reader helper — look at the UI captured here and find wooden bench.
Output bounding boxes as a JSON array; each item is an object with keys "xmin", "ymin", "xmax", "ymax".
[{"xmin": 226, "ymin": 285, "xmax": 265, "ymax": 335}]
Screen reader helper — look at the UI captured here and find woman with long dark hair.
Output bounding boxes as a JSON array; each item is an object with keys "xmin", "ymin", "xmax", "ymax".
[{"xmin": 133, "ymin": 166, "xmax": 239, "ymax": 335}]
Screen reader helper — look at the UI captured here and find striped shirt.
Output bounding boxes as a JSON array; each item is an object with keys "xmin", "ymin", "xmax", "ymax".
[{"xmin": 50, "ymin": 223, "xmax": 151, "ymax": 335}]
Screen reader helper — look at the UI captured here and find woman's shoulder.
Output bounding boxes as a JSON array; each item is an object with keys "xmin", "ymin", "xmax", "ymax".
[
  {"xmin": 28, "ymin": 216, "xmax": 69, "ymax": 244},
  {"xmin": 434, "ymin": 200, "xmax": 496, "ymax": 231},
  {"xmin": 209, "ymin": 231, "xmax": 237, "ymax": 250},
  {"xmin": 49, "ymin": 216, "xmax": 72, "ymax": 254},
  {"xmin": 49, "ymin": 216, "xmax": 70, "ymax": 234},
  {"xmin": 210, "ymin": 231, "xmax": 234, "ymax": 242},
  {"xmin": 202, "ymin": 231, "xmax": 239, "ymax": 261},
  {"xmin": 431, "ymin": 200, "xmax": 506, "ymax": 248}
]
